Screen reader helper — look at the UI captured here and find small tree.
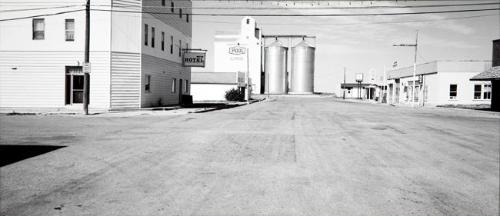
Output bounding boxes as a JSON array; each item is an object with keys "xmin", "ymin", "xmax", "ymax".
[{"xmin": 225, "ymin": 88, "xmax": 244, "ymax": 101}]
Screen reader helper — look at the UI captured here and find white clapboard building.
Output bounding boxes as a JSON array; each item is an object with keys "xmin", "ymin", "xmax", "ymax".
[{"xmin": 0, "ymin": 0, "xmax": 192, "ymax": 110}]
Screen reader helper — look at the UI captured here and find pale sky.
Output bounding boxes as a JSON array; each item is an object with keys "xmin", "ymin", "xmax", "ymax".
[{"xmin": 191, "ymin": 0, "xmax": 500, "ymax": 94}]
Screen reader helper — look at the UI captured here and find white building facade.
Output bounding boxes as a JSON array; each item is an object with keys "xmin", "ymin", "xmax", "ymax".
[
  {"xmin": 386, "ymin": 61, "xmax": 491, "ymax": 106},
  {"xmin": 0, "ymin": 0, "xmax": 192, "ymax": 110}
]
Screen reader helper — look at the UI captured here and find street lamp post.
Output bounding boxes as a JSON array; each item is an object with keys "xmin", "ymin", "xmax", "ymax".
[{"xmin": 393, "ymin": 30, "xmax": 419, "ymax": 107}]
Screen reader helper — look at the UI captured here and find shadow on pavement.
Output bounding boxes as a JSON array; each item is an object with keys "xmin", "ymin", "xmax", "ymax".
[
  {"xmin": 0, "ymin": 145, "xmax": 66, "ymax": 167},
  {"xmin": 187, "ymin": 103, "xmax": 242, "ymax": 113}
]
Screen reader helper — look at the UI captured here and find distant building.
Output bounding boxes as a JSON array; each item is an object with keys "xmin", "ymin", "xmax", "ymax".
[
  {"xmin": 191, "ymin": 72, "xmax": 245, "ymax": 101},
  {"xmin": 0, "ymin": 0, "xmax": 192, "ymax": 110},
  {"xmin": 386, "ymin": 60, "xmax": 491, "ymax": 107},
  {"xmin": 470, "ymin": 39, "xmax": 500, "ymax": 111},
  {"xmin": 340, "ymin": 83, "xmax": 379, "ymax": 100}
]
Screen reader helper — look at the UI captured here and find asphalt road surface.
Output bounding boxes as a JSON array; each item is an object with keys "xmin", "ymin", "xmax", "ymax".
[{"xmin": 1, "ymin": 96, "xmax": 499, "ymax": 216}]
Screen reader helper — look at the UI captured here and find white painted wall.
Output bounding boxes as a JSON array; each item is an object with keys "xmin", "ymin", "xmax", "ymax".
[
  {"xmin": 191, "ymin": 84, "xmax": 238, "ymax": 101},
  {"xmin": 0, "ymin": 0, "xmax": 112, "ymax": 109}
]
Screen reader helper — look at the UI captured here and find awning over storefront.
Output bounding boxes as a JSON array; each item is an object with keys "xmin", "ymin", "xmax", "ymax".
[{"xmin": 470, "ymin": 66, "xmax": 500, "ymax": 81}]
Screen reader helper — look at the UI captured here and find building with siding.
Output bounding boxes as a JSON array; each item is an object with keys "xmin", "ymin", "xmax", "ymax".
[
  {"xmin": 0, "ymin": 0, "xmax": 192, "ymax": 110},
  {"xmin": 386, "ymin": 60, "xmax": 491, "ymax": 107}
]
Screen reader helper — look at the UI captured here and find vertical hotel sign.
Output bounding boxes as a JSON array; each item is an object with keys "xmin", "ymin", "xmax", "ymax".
[{"xmin": 183, "ymin": 52, "xmax": 206, "ymax": 67}]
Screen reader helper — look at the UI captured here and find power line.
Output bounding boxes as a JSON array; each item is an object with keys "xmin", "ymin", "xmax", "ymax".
[
  {"xmin": 1, "ymin": 5, "xmax": 498, "ymax": 21},
  {"xmin": 192, "ymin": 14, "xmax": 499, "ymax": 26},
  {"xmin": 0, "ymin": 9, "xmax": 84, "ymax": 22},
  {"xmin": 105, "ymin": 2, "xmax": 500, "ymax": 10},
  {"xmin": 0, "ymin": 5, "xmax": 83, "ymax": 13},
  {"xmin": 92, "ymin": 7, "xmax": 500, "ymax": 16}
]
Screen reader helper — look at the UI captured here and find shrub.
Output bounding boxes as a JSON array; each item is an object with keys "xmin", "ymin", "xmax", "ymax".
[{"xmin": 225, "ymin": 88, "xmax": 244, "ymax": 101}]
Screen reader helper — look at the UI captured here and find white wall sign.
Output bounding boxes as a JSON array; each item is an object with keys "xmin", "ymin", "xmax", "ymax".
[
  {"xmin": 228, "ymin": 46, "xmax": 246, "ymax": 55},
  {"xmin": 183, "ymin": 52, "xmax": 206, "ymax": 67}
]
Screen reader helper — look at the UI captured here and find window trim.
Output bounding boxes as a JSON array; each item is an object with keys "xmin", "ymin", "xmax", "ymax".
[
  {"xmin": 473, "ymin": 84, "xmax": 482, "ymax": 99},
  {"xmin": 32, "ymin": 18, "xmax": 45, "ymax": 40},
  {"xmin": 483, "ymin": 84, "xmax": 492, "ymax": 100},
  {"xmin": 65, "ymin": 19, "xmax": 75, "ymax": 42}
]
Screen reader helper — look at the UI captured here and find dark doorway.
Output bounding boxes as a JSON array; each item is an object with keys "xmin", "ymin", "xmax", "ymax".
[
  {"xmin": 0, "ymin": 145, "xmax": 66, "ymax": 167},
  {"xmin": 65, "ymin": 66, "xmax": 87, "ymax": 104}
]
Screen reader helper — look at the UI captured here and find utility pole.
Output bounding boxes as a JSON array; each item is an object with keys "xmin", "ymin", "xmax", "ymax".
[
  {"xmin": 245, "ymin": 47, "xmax": 250, "ymax": 104},
  {"xmin": 343, "ymin": 67, "xmax": 346, "ymax": 99},
  {"xmin": 393, "ymin": 30, "xmax": 418, "ymax": 107},
  {"xmin": 83, "ymin": 0, "xmax": 90, "ymax": 115}
]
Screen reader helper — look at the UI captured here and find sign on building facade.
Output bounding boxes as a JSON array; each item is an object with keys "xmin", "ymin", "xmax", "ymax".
[{"xmin": 182, "ymin": 52, "xmax": 206, "ymax": 67}]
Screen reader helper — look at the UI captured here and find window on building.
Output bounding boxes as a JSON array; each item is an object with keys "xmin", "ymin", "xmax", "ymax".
[
  {"xmin": 170, "ymin": 35, "xmax": 173, "ymax": 54},
  {"xmin": 246, "ymin": 18, "xmax": 250, "ymax": 24},
  {"xmin": 144, "ymin": 24, "xmax": 148, "ymax": 46},
  {"xmin": 145, "ymin": 75, "xmax": 151, "ymax": 92},
  {"xmin": 474, "ymin": 84, "xmax": 482, "ymax": 99},
  {"xmin": 484, "ymin": 84, "xmax": 492, "ymax": 99},
  {"xmin": 170, "ymin": 1, "xmax": 174, "ymax": 12},
  {"xmin": 171, "ymin": 78, "xmax": 177, "ymax": 93},
  {"xmin": 186, "ymin": 14, "xmax": 189, "ymax": 23},
  {"xmin": 449, "ymin": 84, "xmax": 457, "ymax": 99},
  {"xmin": 65, "ymin": 66, "xmax": 86, "ymax": 104},
  {"xmin": 161, "ymin": 31, "xmax": 165, "ymax": 51},
  {"xmin": 161, "ymin": 0, "xmax": 165, "ymax": 6},
  {"xmin": 179, "ymin": 9, "xmax": 182, "ymax": 18},
  {"xmin": 185, "ymin": 80, "xmax": 189, "ymax": 93},
  {"xmin": 65, "ymin": 19, "xmax": 74, "ymax": 41},
  {"xmin": 185, "ymin": 42, "xmax": 189, "ymax": 50},
  {"xmin": 151, "ymin": 27, "xmax": 155, "ymax": 48},
  {"xmin": 178, "ymin": 40, "xmax": 182, "ymax": 57},
  {"xmin": 32, "ymin": 18, "xmax": 45, "ymax": 40}
]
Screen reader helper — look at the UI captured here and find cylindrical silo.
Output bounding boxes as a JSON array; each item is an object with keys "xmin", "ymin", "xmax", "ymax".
[
  {"xmin": 290, "ymin": 40, "xmax": 315, "ymax": 94},
  {"xmin": 265, "ymin": 40, "xmax": 288, "ymax": 94}
]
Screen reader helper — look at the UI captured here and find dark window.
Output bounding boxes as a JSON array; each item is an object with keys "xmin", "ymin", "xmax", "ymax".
[
  {"xmin": 474, "ymin": 84, "xmax": 481, "ymax": 99},
  {"xmin": 144, "ymin": 24, "xmax": 148, "ymax": 46},
  {"xmin": 151, "ymin": 27, "xmax": 155, "ymax": 48},
  {"xmin": 246, "ymin": 18, "xmax": 250, "ymax": 24},
  {"xmin": 186, "ymin": 14, "xmax": 189, "ymax": 23},
  {"xmin": 170, "ymin": 1, "xmax": 174, "ymax": 12},
  {"xmin": 161, "ymin": 31, "xmax": 165, "ymax": 51},
  {"xmin": 449, "ymin": 84, "xmax": 457, "ymax": 99},
  {"xmin": 65, "ymin": 19, "xmax": 74, "ymax": 41},
  {"xmin": 32, "ymin": 18, "xmax": 45, "ymax": 40},
  {"xmin": 161, "ymin": 0, "xmax": 165, "ymax": 6},
  {"xmin": 178, "ymin": 40, "xmax": 182, "ymax": 57},
  {"xmin": 170, "ymin": 35, "xmax": 173, "ymax": 54},
  {"xmin": 179, "ymin": 9, "xmax": 182, "ymax": 18},
  {"xmin": 145, "ymin": 75, "xmax": 151, "ymax": 92}
]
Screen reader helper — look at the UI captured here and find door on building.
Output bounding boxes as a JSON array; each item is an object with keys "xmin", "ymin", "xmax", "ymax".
[
  {"xmin": 179, "ymin": 78, "xmax": 183, "ymax": 104},
  {"xmin": 65, "ymin": 66, "xmax": 86, "ymax": 105}
]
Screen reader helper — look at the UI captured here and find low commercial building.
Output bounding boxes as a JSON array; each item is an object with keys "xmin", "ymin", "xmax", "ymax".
[
  {"xmin": 386, "ymin": 60, "xmax": 491, "ymax": 107},
  {"xmin": 340, "ymin": 83, "xmax": 379, "ymax": 100},
  {"xmin": 191, "ymin": 72, "xmax": 245, "ymax": 101},
  {"xmin": 0, "ymin": 0, "xmax": 192, "ymax": 110}
]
